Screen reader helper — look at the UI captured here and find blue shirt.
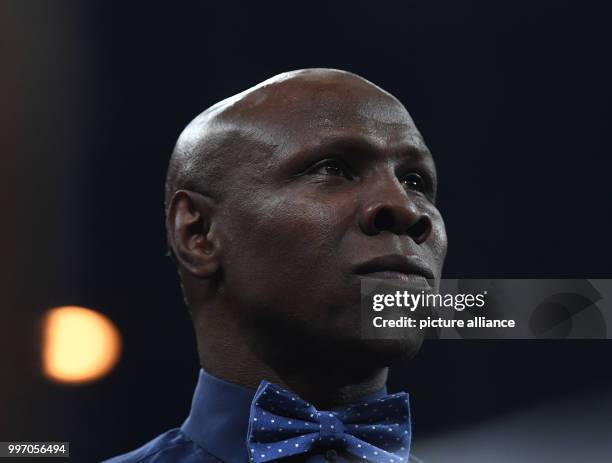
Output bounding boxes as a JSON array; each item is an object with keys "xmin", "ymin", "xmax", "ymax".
[{"xmin": 103, "ymin": 369, "xmax": 424, "ymax": 463}]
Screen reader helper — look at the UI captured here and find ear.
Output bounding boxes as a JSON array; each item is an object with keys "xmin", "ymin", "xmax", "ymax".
[{"xmin": 166, "ymin": 190, "xmax": 221, "ymax": 279}]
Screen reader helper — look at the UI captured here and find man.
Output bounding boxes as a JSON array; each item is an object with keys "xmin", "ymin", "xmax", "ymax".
[{"xmin": 105, "ymin": 68, "xmax": 447, "ymax": 463}]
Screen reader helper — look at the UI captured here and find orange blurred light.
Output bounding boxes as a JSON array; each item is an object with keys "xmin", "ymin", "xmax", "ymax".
[{"xmin": 42, "ymin": 306, "xmax": 121, "ymax": 383}]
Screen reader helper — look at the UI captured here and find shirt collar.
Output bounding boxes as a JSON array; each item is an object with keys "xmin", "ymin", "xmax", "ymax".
[{"xmin": 180, "ymin": 368, "xmax": 389, "ymax": 463}]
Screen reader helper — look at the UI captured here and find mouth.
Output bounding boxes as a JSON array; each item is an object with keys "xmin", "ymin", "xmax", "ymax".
[{"xmin": 354, "ymin": 254, "xmax": 435, "ymax": 281}]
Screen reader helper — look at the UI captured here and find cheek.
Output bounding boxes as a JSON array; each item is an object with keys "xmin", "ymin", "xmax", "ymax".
[
  {"xmin": 220, "ymin": 195, "xmax": 349, "ymax": 304},
  {"xmin": 428, "ymin": 210, "xmax": 448, "ymax": 272}
]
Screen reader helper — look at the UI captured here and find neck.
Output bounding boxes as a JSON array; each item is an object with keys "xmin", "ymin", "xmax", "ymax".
[{"xmin": 194, "ymin": 310, "xmax": 388, "ymax": 409}]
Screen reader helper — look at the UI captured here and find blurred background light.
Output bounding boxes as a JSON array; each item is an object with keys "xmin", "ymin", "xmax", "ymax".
[{"xmin": 42, "ymin": 306, "xmax": 121, "ymax": 384}]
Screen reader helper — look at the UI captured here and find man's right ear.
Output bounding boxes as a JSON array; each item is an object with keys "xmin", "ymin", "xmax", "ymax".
[{"xmin": 166, "ymin": 190, "xmax": 221, "ymax": 279}]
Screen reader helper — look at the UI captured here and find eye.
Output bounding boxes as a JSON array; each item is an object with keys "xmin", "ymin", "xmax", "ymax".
[
  {"xmin": 400, "ymin": 173, "xmax": 426, "ymax": 192},
  {"xmin": 310, "ymin": 159, "xmax": 352, "ymax": 179}
]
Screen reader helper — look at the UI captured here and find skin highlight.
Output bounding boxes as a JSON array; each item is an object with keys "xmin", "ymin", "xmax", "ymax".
[{"xmin": 166, "ymin": 69, "xmax": 447, "ymax": 409}]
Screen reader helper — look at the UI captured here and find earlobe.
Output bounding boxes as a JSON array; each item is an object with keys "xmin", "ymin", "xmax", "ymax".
[{"xmin": 166, "ymin": 190, "xmax": 221, "ymax": 279}]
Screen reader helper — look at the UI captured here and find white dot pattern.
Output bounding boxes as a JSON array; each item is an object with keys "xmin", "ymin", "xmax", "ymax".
[{"xmin": 246, "ymin": 380, "xmax": 411, "ymax": 462}]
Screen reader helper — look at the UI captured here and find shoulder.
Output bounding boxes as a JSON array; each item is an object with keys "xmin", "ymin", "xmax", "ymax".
[{"xmin": 101, "ymin": 428, "xmax": 221, "ymax": 463}]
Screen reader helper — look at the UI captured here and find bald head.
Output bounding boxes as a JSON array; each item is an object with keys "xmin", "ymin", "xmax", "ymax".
[{"xmin": 165, "ymin": 68, "xmax": 422, "ymax": 211}]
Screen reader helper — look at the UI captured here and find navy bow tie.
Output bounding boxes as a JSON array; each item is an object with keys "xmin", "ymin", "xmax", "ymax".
[{"xmin": 246, "ymin": 380, "xmax": 411, "ymax": 463}]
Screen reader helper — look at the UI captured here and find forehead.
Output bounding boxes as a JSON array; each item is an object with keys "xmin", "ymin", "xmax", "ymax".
[{"xmin": 215, "ymin": 73, "xmax": 428, "ymax": 161}]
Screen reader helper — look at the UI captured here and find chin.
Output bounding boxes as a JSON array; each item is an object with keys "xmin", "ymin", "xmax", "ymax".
[
  {"xmin": 334, "ymin": 314, "xmax": 426, "ymax": 366},
  {"xmin": 348, "ymin": 336, "xmax": 425, "ymax": 366},
  {"xmin": 307, "ymin": 324, "xmax": 425, "ymax": 369}
]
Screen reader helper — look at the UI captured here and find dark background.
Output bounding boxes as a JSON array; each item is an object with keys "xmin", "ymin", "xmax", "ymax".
[{"xmin": 1, "ymin": 1, "xmax": 611, "ymax": 461}]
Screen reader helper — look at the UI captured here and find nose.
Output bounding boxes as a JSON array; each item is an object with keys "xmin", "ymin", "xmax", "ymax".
[{"xmin": 358, "ymin": 181, "xmax": 433, "ymax": 244}]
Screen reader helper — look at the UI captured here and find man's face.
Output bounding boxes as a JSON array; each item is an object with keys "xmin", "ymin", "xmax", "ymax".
[{"xmin": 214, "ymin": 76, "xmax": 447, "ymax": 362}]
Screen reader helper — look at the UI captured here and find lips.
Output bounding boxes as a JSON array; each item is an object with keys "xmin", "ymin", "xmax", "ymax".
[{"xmin": 355, "ymin": 254, "xmax": 435, "ymax": 280}]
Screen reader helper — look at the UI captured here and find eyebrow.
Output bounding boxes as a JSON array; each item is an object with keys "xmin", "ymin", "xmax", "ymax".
[{"xmin": 287, "ymin": 133, "xmax": 433, "ymax": 166}]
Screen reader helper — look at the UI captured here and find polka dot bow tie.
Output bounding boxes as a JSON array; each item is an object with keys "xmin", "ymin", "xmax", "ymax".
[{"xmin": 246, "ymin": 380, "xmax": 411, "ymax": 463}]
